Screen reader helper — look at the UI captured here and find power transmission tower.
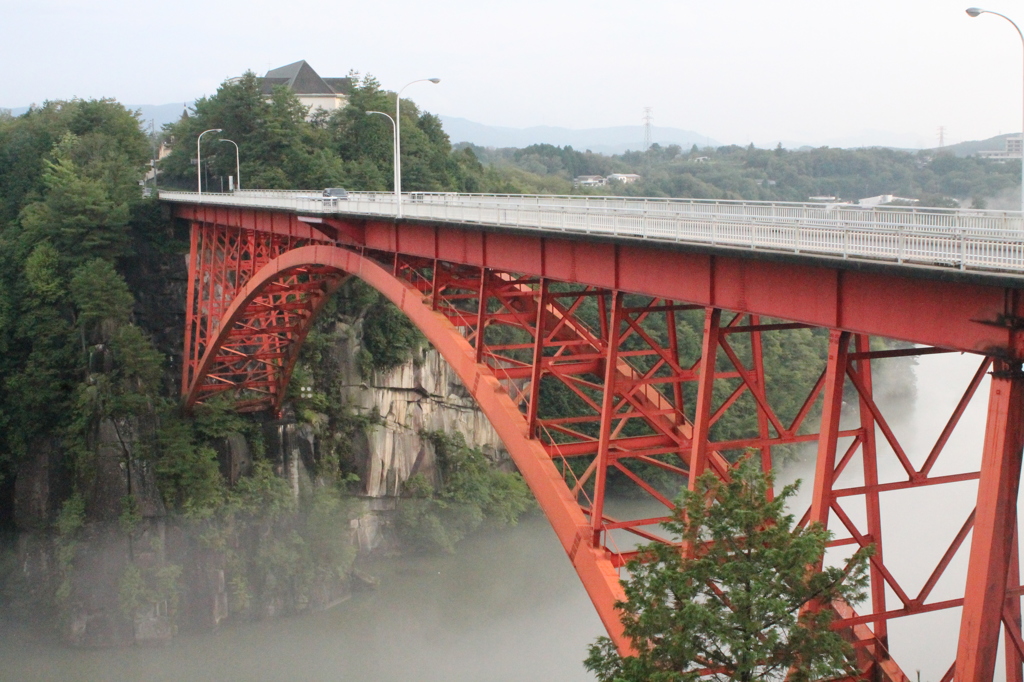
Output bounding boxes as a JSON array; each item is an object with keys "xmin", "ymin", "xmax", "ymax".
[
  {"xmin": 938, "ymin": 126, "xmax": 946, "ymax": 148},
  {"xmin": 643, "ymin": 107, "xmax": 653, "ymax": 151}
]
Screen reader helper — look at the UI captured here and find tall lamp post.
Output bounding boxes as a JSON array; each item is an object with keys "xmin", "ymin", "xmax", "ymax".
[
  {"xmin": 395, "ymin": 78, "xmax": 440, "ymax": 218},
  {"xmin": 967, "ymin": 7, "xmax": 1024, "ymax": 214},
  {"xmin": 366, "ymin": 111, "xmax": 398, "ymax": 212},
  {"xmin": 197, "ymin": 128, "xmax": 222, "ymax": 195},
  {"xmin": 219, "ymin": 138, "xmax": 241, "ymax": 191}
]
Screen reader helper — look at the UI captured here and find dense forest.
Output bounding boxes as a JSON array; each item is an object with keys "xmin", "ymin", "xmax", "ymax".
[{"xmin": 463, "ymin": 140, "xmax": 1022, "ymax": 208}]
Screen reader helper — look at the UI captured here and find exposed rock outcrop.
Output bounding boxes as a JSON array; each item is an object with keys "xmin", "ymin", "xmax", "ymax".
[{"xmin": 325, "ymin": 318, "xmax": 507, "ymax": 500}]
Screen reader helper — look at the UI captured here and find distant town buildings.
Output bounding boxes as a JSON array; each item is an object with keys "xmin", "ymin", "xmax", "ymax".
[
  {"xmin": 978, "ymin": 135, "xmax": 1022, "ymax": 160},
  {"xmin": 229, "ymin": 60, "xmax": 352, "ymax": 119},
  {"xmin": 573, "ymin": 174, "xmax": 642, "ymax": 187}
]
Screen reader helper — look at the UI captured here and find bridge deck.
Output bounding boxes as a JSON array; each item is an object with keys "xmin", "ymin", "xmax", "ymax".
[{"xmin": 160, "ymin": 190, "xmax": 1024, "ymax": 278}]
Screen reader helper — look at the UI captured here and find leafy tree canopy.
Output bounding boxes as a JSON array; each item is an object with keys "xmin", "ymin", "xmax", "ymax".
[
  {"xmin": 158, "ymin": 71, "xmax": 554, "ymax": 195},
  {"xmin": 586, "ymin": 460, "xmax": 870, "ymax": 682}
]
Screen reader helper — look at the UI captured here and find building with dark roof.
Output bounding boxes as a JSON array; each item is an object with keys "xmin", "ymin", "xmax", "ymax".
[{"xmin": 256, "ymin": 60, "xmax": 353, "ymax": 117}]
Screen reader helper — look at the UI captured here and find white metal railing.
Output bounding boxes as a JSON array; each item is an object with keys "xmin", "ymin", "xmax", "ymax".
[{"xmin": 158, "ymin": 189, "xmax": 1024, "ymax": 275}]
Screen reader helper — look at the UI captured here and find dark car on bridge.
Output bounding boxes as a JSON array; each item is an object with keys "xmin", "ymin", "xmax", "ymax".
[{"xmin": 323, "ymin": 187, "xmax": 348, "ymax": 199}]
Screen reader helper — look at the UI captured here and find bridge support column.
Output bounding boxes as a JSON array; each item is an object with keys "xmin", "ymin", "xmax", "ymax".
[
  {"xmin": 591, "ymin": 291, "xmax": 623, "ymax": 545},
  {"xmin": 1005, "ymin": 522, "xmax": 1023, "ymax": 682},
  {"xmin": 956, "ymin": 360, "xmax": 1024, "ymax": 682},
  {"xmin": 854, "ymin": 333, "xmax": 887, "ymax": 651},
  {"xmin": 526, "ymin": 277, "xmax": 548, "ymax": 434},
  {"xmin": 689, "ymin": 307, "xmax": 722, "ymax": 485},
  {"xmin": 749, "ymin": 315, "xmax": 773, "ymax": 497},
  {"xmin": 809, "ymin": 330, "xmax": 850, "ymax": 528}
]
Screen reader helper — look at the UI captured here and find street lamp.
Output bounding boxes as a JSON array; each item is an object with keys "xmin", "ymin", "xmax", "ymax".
[
  {"xmin": 966, "ymin": 7, "xmax": 1024, "ymax": 213},
  {"xmin": 197, "ymin": 128, "xmax": 222, "ymax": 195},
  {"xmin": 366, "ymin": 111, "xmax": 398, "ymax": 212},
  {"xmin": 219, "ymin": 138, "xmax": 241, "ymax": 191},
  {"xmin": 395, "ymin": 78, "xmax": 440, "ymax": 218}
]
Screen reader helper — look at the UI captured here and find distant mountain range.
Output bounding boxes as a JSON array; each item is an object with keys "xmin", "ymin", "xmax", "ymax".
[
  {"xmin": 438, "ymin": 116, "xmax": 720, "ymax": 154},
  {"xmin": 3, "ymin": 100, "xmax": 1018, "ymax": 157}
]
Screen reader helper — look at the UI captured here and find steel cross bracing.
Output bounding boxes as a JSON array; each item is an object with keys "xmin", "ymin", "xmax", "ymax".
[
  {"xmin": 178, "ymin": 212, "xmax": 1024, "ymax": 682},
  {"xmin": 183, "ymin": 221, "xmax": 344, "ymax": 412}
]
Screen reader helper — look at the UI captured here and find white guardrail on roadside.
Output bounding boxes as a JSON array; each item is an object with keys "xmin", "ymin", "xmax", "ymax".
[{"xmin": 158, "ymin": 189, "xmax": 1024, "ymax": 276}]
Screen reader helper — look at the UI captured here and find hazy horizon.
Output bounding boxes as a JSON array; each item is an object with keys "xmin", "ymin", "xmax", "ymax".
[{"xmin": 3, "ymin": 100, "xmax": 1015, "ymax": 153}]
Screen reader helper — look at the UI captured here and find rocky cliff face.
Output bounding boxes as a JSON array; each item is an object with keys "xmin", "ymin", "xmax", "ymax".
[
  {"xmin": 315, "ymin": 317, "xmax": 507, "ymax": 551},
  {"xmin": 329, "ymin": 318, "xmax": 506, "ymax": 498}
]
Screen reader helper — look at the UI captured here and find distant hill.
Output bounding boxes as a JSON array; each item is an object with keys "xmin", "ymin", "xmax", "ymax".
[
  {"xmin": 438, "ymin": 116, "xmax": 720, "ymax": 154},
  {"xmin": 931, "ymin": 133, "xmax": 1019, "ymax": 158}
]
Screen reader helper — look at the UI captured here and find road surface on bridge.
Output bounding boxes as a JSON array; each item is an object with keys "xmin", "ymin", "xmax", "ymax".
[{"xmin": 159, "ymin": 189, "xmax": 1024, "ymax": 278}]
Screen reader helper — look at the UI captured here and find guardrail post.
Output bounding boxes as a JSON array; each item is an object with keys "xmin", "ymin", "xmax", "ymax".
[
  {"xmin": 960, "ymin": 229, "xmax": 966, "ymax": 271},
  {"xmin": 711, "ymin": 205, "xmax": 718, "ymax": 246},
  {"xmin": 898, "ymin": 226, "xmax": 904, "ymax": 264}
]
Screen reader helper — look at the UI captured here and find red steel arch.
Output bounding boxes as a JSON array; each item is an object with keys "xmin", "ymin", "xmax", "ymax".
[
  {"xmin": 176, "ymin": 207, "xmax": 1024, "ymax": 682},
  {"xmin": 185, "ymin": 243, "xmax": 630, "ymax": 644}
]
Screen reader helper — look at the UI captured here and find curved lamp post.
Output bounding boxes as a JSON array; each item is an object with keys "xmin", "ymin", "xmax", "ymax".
[
  {"xmin": 395, "ymin": 78, "xmax": 440, "ymax": 218},
  {"xmin": 966, "ymin": 7, "xmax": 1024, "ymax": 214},
  {"xmin": 197, "ymin": 128, "xmax": 222, "ymax": 195},
  {"xmin": 366, "ymin": 111, "xmax": 398, "ymax": 212},
  {"xmin": 219, "ymin": 138, "xmax": 241, "ymax": 191}
]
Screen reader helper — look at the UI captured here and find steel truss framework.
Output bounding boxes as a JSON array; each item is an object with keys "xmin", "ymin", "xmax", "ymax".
[{"xmin": 181, "ymin": 215, "xmax": 1024, "ymax": 682}]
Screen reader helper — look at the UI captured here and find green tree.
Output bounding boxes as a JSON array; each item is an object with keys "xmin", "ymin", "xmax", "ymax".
[
  {"xmin": 586, "ymin": 460, "xmax": 870, "ymax": 682},
  {"xmin": 18, "ymin": 134, "xmax": 134, "ymax": 263},
  {"xmin": 395, "ymin": 431, "xmax": 533, "ymax": 553}
]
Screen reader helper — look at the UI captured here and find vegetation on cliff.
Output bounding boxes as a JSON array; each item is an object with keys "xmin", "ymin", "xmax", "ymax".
[
  {"xmin": 0, "ymin": 99, "xmax": 158, "ymax": 505},
  {"xmin": 396, "ymin": 431, "xmax": 533, "ymax": 554}
]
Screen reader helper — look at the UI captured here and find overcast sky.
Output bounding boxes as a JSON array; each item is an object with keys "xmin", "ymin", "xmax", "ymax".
[{"xmin": 2, "ymin": 0, "xmax": 1023, "ymax": 147}]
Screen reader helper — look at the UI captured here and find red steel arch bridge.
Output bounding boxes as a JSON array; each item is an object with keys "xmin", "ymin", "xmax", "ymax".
[{"xmin": 161, "ymin": 189, "xmax": 1024, "ymax": 681}]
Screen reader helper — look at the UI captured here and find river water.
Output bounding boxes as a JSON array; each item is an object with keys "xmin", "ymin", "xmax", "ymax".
[{"xmin": 0, "ymin": 352, "xmax": 1010, "ymax": 681}]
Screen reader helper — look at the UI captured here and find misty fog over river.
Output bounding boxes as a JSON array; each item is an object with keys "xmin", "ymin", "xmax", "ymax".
[
  {"xmin": 0, "ymin": 513, "xmax": 605, "ymax": 682},
  {"xmin": 0, "ymin": 352, "xmax": 1011, "ymax": 681}
]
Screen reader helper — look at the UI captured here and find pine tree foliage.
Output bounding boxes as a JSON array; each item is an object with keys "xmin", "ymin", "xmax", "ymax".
[{"xmin": 586, "ymin": 460, "xmax": 870, "ymax": 682}]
